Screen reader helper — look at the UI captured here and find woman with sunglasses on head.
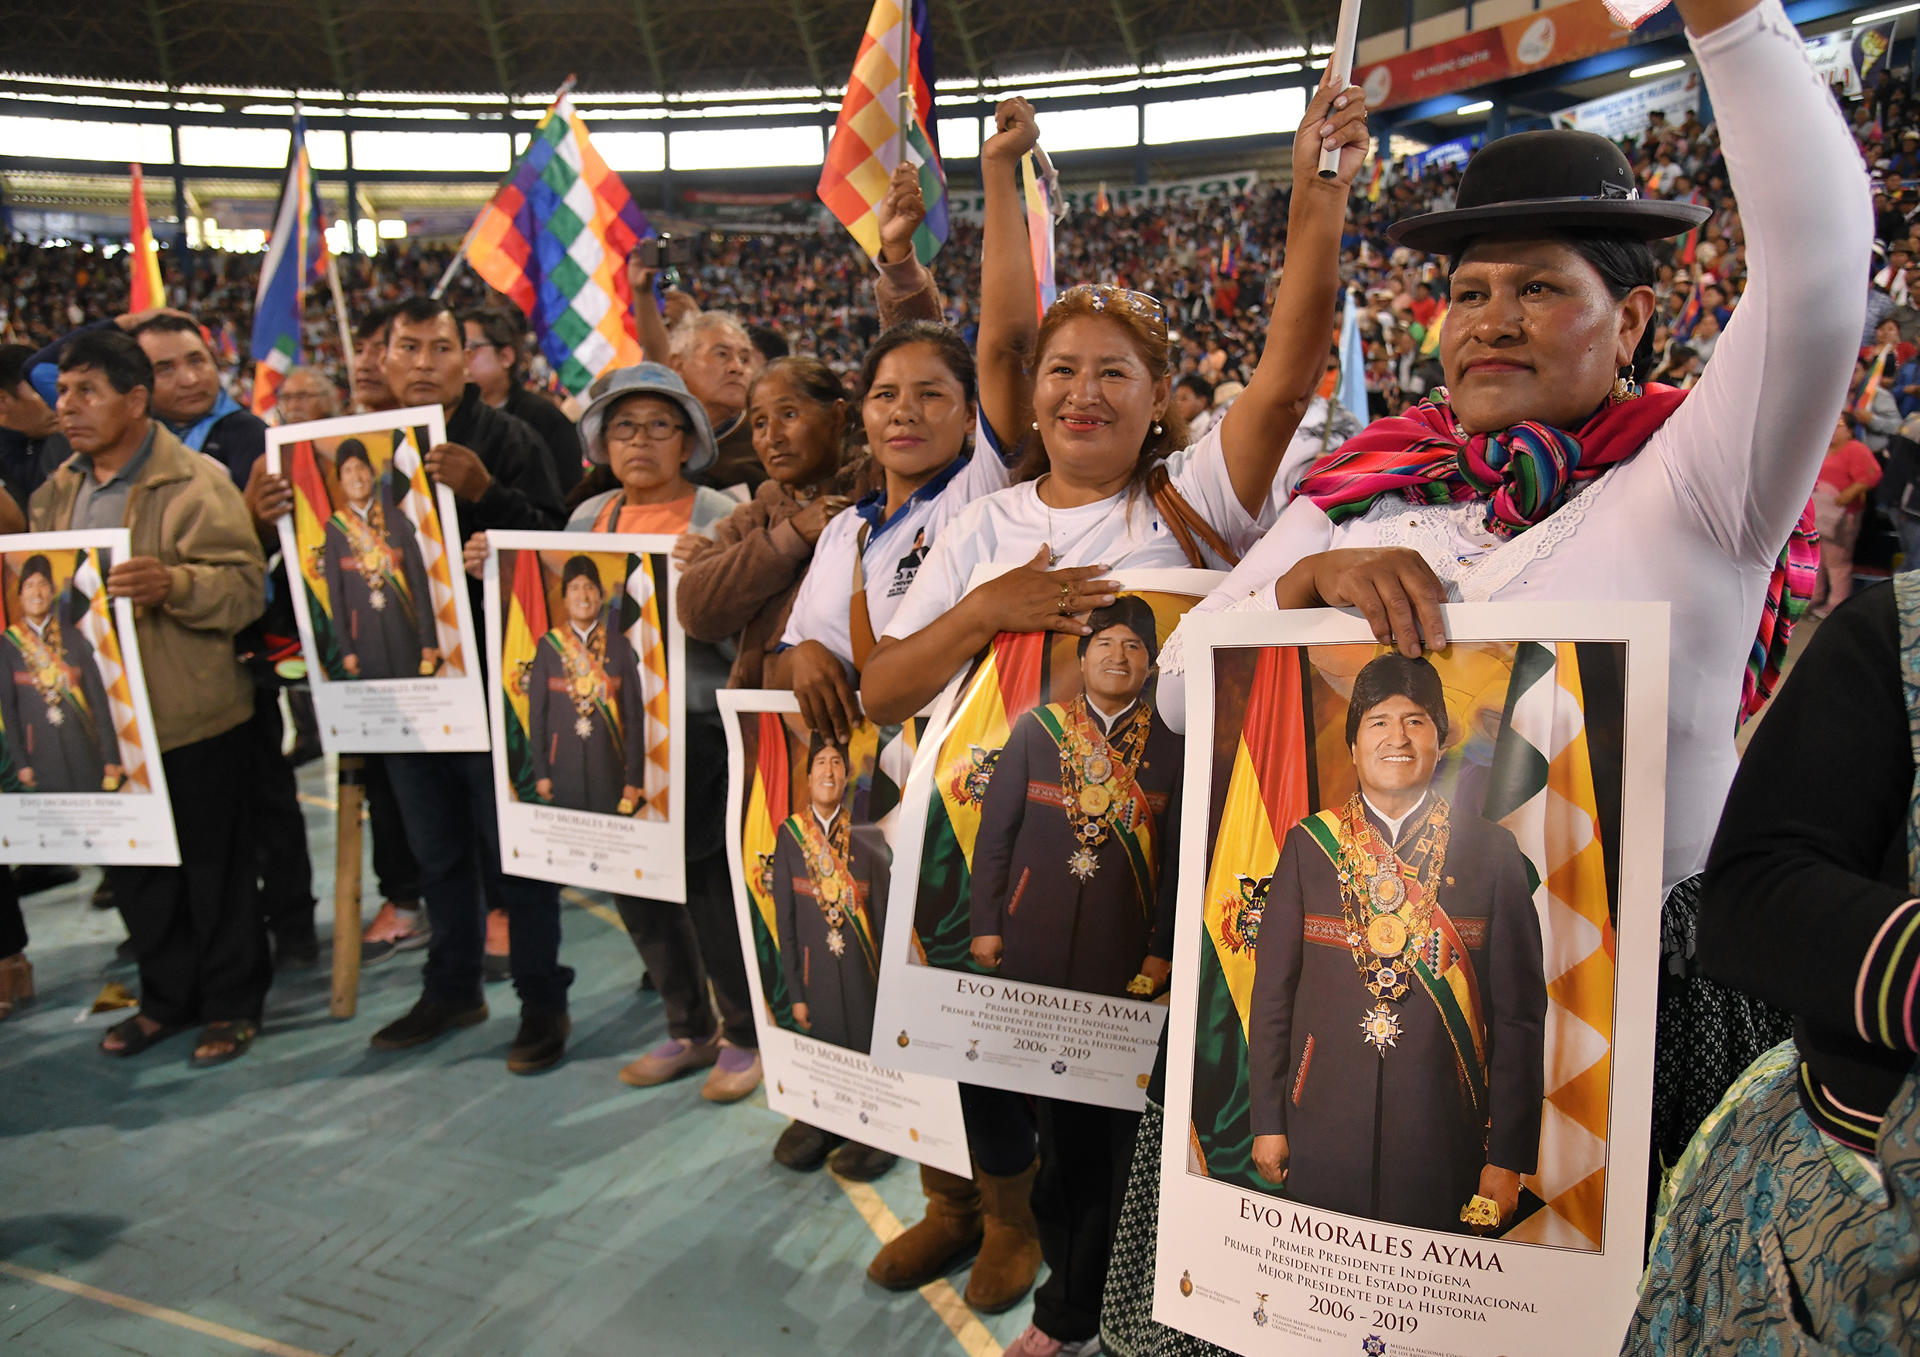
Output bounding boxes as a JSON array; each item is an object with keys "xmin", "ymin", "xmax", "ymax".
[
  {"xmin": 859, "ymin": 76, "xmax": 1372, "ymax": 1357},
  {"xmin": 763, "ymin": 99, "xmax": 1049, "ymax": 1316},
  {"xmin": 1142, "ymin": 0, "xmax": 1867, "ymax": 1320}
]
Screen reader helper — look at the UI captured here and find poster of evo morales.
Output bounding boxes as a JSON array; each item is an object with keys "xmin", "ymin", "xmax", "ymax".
[
  {"xmin": 485, "ymin": 531, "xmax": 686, "ymax": 902},
  {"xmin": 869, "ymin": 568, "xmax": 1221, "ymax": 1110},
  {"xmin": 0, "ymin": 529, "xmax": 177, "ymax": 865},
  {"xmin": 720, "ymin": 691, "xmax": 969, "ymax": 1176},
  {"xmin": 1153, "ymin": 604, "xmax": 1669, "ymax": 1357},
  {"xmin": 267, "ymin": 407, "xmax": 488, "ymax": 752}
]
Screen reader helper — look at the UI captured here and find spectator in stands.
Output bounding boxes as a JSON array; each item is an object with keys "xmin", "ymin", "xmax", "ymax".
[
  {"xmin": 1852, "ymin": 353, "xmax": 1901, "ymax": 452},
  {"xmin": 274, "ymin": 365, "xmax": 341, "ymax": 425},
  {"xmin": 1814, "ymin": 413, "xmax": 1882, "ymax": 616},
  {"xmin": 745, "ymin": 323, "xmax": 789, "ymax": 369},
  {"xmin": 38, "ymin": 329, "xmax": 269, "ymax": 1067},
  {"xmin": 360, "ymin": 296, "xmax": 572, "ymax": 1074},
  {"xmin": 0, "ymin": 343, "xmax": 68, "ymax": 508},
  {"xmin": 351, "ymin": 303, "xmax": 398, "ymax": 413},
  {"xmin": 1171, "ymin": 373, "xmax": 1215, "ymax": 439},
  {"xmin": 124, "ymin": 313, "xmax": 267, "ymax": 487},
  {"xmin": 460, "ymin": 305, "xmax": 583, "ymax": 494}
]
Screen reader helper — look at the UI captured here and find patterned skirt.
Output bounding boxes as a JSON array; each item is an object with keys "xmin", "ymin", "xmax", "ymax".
[
  {"xmin": 1622, "ymin": 1043, "xmax": 1920, "ymax": 1355},
  {"xmin": 1099, "ymin": 875, "xmax": 1795, "ymax": 1355}
]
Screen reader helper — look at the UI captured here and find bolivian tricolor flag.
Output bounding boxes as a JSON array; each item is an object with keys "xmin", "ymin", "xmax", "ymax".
[
  {"xmin": 744, "ymin": 712, "xmax": 795, "ymax": 1025},
  {"xmin": 501, "ymin": 549, "xmax": 550, "ymax": 802},
  {"xmin": 1192, "ymin": 646, "xmax": 1311, "ymax": 1186},
  {"xmin": 288, "ymin": 442, "xmax": 345, "ymax": 679},
  {"xmin": 127, "ymin": 163, "xmax": 164, "ymax": 313},
  {"xmin": 914, "ymin": 629, "xmax": 1045, "ymax": 969}
]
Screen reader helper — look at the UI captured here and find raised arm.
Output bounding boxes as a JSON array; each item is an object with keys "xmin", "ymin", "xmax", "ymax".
[
  {"xmin": 627, "ymin": 253, "xmax": 674, "ymax": 364},
  {"xmin": 874, "ymin": 163, "xmax": 946, "ymax": 328},
  {"xmin": 976, "ymin": 98, "xmax": 1044, "ymax": 452},
  {"xmin": 1652, "ymin": 0, "xmax": 1872, "ymax": 560},
  {"xmin": 1215, "ymin": 76, "xmax": 1371, "ymax": 516}
]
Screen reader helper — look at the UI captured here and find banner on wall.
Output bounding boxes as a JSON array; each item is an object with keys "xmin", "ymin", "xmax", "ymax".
[
  {"xmin": 1356, "ymin": 0, "xmax": 1637, "ymax": 113},
  {"xmin": 1552, "ymin": 69, "xmax": 1702, "ymax": 140},
  {"xmin": 1152, "ymin": 603, "xmax": 1671, "ymax": 1357}
]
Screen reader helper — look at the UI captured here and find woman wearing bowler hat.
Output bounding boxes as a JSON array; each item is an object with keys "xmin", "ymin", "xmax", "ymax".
[{"xmin": 1113, "ymin": 0, "xmax": 1873, "ymax": 1350}]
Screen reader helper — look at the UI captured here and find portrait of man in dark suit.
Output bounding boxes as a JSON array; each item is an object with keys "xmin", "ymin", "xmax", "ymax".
[
  {"xmin": 319, "ymin": 438, "xmax": 438, "ymax": 681},
  {"xmin": 967, "ymin": 596, "xmax": 1179, "ymax": 1000},
  {"xmin": 526, "ymin": 554, "xmax": 648, "ymax": 817},
  {"xmin": 1247, "ymin": 652, "xmax": 1547, "ymax": 1235},
  {"xmin": 772, "ymin": 737, "xmax": 890, "ymax": 1052},
  {"xmin": 0, "ymin": 553, "xmax": 123, "ymax": 794}
]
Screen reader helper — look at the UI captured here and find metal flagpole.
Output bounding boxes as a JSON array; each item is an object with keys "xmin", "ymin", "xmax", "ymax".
[
  {"xmin": 325, "ymin": 250, "xmax": 357, "ymax": 407},
  {"xmin": 896, "ymin": 0, "xmax": 914, "ymax": 166}
]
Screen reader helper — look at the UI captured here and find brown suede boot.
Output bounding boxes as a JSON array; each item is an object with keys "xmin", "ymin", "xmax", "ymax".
[
  {"xmin": 867, "ymin": 1164, "xmax": 982, "ymax": 1289},
  {"xmin": 0, "ymin": 952, "xmax": 33, "ymax": 1021},
  {"xmin": 964, "ymin": 1158, "xmax": 1042, "ymax": 1313}
]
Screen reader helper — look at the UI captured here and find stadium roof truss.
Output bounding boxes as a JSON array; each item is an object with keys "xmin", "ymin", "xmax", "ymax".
[{"xmin": 4, "ymin": 0, "xmax": 1350, "ymax": 100}]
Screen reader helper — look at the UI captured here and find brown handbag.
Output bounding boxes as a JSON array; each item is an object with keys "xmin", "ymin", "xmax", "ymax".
[{"xmin": 1147, "ymin": 464, "xmax": 1243, "ymax": 570}]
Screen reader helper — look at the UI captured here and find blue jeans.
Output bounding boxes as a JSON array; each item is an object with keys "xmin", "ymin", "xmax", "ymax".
[{"xmin": 385, "ymin": 752, "xmax": 571, "ymax": 1013}]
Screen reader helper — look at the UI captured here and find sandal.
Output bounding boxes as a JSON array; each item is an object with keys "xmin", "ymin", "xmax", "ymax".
[
  {"xmin": 189, "ymin": 1020, "xmax": 258, "ymax": 1068},
  {"xmin": 100, "ymin": 1014, "xmax": 185, "ymax": 1057}
]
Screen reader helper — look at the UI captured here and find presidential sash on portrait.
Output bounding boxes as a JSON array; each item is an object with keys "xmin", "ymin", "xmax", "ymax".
[
  {"xmin": 1032, "ymin": 697, "xmax": 1158, "ymax": 901},
  {"xmin": 785, "ymin": 811, "xmax": 879, "ymax": 974}
]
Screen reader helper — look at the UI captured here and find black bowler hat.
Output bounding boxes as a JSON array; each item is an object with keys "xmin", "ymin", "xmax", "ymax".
[{"xmin": 1387, "ymin": 130, "xmax": 1710, "ymax": 256}]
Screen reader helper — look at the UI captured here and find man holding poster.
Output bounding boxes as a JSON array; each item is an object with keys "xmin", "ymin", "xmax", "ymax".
[
  {"xmin": 321, "ymin": 439, "xmax": 438, "ymax": 680},
  {"xmin": 525, "ymin": 554, "xmax": 647, "ymax": 816},
  {"xmin": 1248, "ymin": 653, "xmax": 1546, "ymax": 1234},
  {"xmin": 968, "ymin": 597, "xmax": 1179, "ymax": 999},
  {"xmin": 771, "ymin": 736, "xmax": 887, "ymax": 1053},
  {"xmin": 0, "ymin": 553, "xmax": 123, "ymax": 792}
]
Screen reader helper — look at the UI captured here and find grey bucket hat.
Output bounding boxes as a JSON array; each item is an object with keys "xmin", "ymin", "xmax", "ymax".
[{"xmin": 578, "ymin": 362, "xmax": 717, "ymax": 476}]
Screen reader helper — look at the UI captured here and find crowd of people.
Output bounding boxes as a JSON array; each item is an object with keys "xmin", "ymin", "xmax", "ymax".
[{"xmin": 0, "ymin": 0, "xmax": 1915, "ymax": 1352}]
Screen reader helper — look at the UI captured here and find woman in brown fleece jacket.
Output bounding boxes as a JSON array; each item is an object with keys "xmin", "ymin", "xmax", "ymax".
[{"xmin": 675, "ymin": 357, "xmax": 880, "ymax": 685}]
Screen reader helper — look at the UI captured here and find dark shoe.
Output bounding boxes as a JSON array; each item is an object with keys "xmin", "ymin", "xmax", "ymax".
[
  {"xmin": 189, "ymin": 1020, "xmax": 258, "ymax": 1068},
  {"xmin": 772, "ymin": 1119, "xmax": 841, "ymax": 1171},
  {"xmin": 827, "ymin": 1141, "xmax": 898, "ymax": 1182},
  {"xmin": 369, "ymin": 996, "xmax": 488, "ymax": 1050},
  {"xmin": 506, "ymin": 1008, "xmax": 570, "ymax": 1074},
  {"xmin": 92, "ymin": 878, "xmax": 116, "ymax": 911},
  {"xmin": 99, "ymin": 1013, "xmax": 187, "ymax": 1057},
  {"xmin": 11, "ymin": 864, "xmax": 79, "ymax": 897},
  {"xmin": 273, "ymin": 930, "xmax": 321, "ymax": 971}
]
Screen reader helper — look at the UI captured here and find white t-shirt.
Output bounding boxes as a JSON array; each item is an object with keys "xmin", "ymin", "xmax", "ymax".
[
  {"xmin": 781, "ymin": 413, "xmax": 1017, "ymax": 668},
  {"xmin": 1159, "ymin": 0, "xmax": 1870, "ymax": 894},
  {"xmin": 882, "ymin": 417, "xmax": 1267, "ymax": 643}
]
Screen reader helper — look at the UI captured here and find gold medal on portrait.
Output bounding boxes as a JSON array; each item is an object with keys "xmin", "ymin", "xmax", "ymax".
[
  {"xmin": 820, "ymin": 875, "xmax": 843, "ymax": 905},
  {"xmin": 573, "ymin": 674, "xmax": 595, "ymax": 697},
  {"xmin": 1078, "ymin": 783, "xmax": 1112, "ymax": 816},
  {"xmin": 1366, "ymin": 913, "xmax": 1408, "ymax": 957}
]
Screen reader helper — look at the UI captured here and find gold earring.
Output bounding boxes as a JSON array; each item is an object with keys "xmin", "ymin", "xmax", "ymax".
[{"xmin": 1612, "ymin": 368, "xmax": 1635, "ymax": 403}]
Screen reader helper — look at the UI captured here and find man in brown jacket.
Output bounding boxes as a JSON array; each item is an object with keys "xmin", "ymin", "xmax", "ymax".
[{"xmin": 33, "ymin": 329, "xmax": 269, "ymax": 1067}]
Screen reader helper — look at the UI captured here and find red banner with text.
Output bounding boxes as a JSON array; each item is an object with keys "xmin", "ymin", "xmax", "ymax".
[{"xmin": 1357, "ymin": 0, "xmax": 1636, "ymax": 112}]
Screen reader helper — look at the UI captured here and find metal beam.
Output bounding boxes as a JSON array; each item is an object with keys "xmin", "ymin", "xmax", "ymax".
[
  {"xmin": 629, "ymin": 0, "xmax": 669, "ymax": 95},
  {"xmin": 473, "ymin": 0, "xmax": 516, "ymax": 97},
  {"xmin": 939, "ymin": 0, "xmax": 984, "ymax": 83},
  {"xmin": 1108, "ymin": 0, "xmax": 1143, "ymax": 68},
  {"xmin": 311, "ymin": 0, "xmax": 358, "ymax": 95},
  {"xmin": 785, "ymin": 0, "xmax": 828, "ymax": 93},
  {"xmin": 143, "ymin": 0, "xmax": 177, "ymax": 90}
]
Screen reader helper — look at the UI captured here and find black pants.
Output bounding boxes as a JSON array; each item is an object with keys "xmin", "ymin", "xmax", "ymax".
[
  {"xmin": 0, "ymin": 868, "xmax": 25, "ymax": 956},
  {"xmin": 247, "ymin": 686, "xmax": 315, "ymax": 938},
  {"xmin": 1031, "ymin": 1098, "xmax": 1141, "ymax": 1342},
  {"xmin": 959, "ymin": 1084, "xmax": 1038, "ymax": 1177},
  {"xmin": 363, "ymin": 754, "xmax": 420, "ymax": 907},
  {"xmin": 113, "ymin": 724, "xmax": 271, "ymax": 1026},
  {"xmin": 385, "ymin": 751, "xmax": 571, "ymax": 1013},
  {"xmin": 612, "ymin": 713, "xmax": 754, "ymax": 1046}
]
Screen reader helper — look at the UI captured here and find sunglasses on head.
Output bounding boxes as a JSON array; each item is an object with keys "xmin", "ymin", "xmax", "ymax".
[{"xmin": 1056, "ymin": 283, "xmax": 1168, "ymax": 327}]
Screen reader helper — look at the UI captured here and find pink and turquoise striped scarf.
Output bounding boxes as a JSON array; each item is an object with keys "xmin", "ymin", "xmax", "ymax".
[{"xmin": 1293, "ymin": 385, "xmax": 1817, "ymax": 724}]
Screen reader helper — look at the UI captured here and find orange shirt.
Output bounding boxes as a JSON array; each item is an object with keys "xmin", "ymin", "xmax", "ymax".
[{"xmin": 592, "ymin": 493, "xmax": 697, "ymax": 535}]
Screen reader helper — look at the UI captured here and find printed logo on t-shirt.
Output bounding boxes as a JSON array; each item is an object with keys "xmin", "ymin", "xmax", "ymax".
[{"xmin": 886, "ymin": 529, "xmax": 930, "ymax": 598}]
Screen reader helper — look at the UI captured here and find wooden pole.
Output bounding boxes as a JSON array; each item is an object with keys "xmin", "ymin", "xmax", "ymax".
[{"xmin": 329, "ymin": 754, "xmax": 366, "ymax": 1019}]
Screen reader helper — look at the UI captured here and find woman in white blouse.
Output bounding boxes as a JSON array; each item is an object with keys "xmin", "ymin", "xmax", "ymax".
[
  {"xmin": 862, "ymin": 75, "xmax": 1373, "ymax": 1357},
  {"xmin": 1141, "ymin": 0, "xmax": 1867, "ymax": 1317}
]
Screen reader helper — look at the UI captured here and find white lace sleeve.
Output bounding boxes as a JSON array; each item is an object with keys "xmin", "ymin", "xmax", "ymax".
[
  {"xmin": 1650, "ymin": 0, "xmax": 1871, "ymax": 562},
  {"xmin": 1158, "ymin": 590, "xmax": 1280, "ymax": 734}
]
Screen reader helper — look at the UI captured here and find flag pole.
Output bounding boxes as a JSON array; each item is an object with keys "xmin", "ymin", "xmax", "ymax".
[
  {"xmin": 434, "ymin": 74, "xmax": 578, "ymax": 300},
  {"xmin": 896, "ymin": 0, "xmax": 914, "ymax": 165},
  {"xmin": 1318, "ymin": 0, "xmax": 1364, "ymax": 178},
  {"xmin": 325, "ymin": 250, "xmax": 358, "ymax": 407}
]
